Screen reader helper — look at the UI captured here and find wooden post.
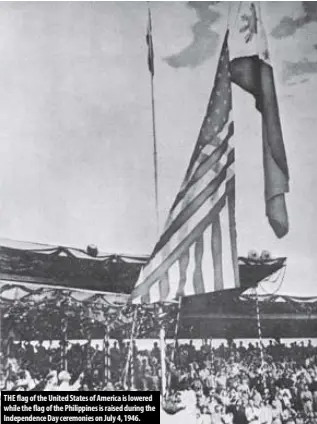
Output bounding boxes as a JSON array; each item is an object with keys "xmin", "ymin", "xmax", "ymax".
[
  {"xmin": 104, "ymin": 327, "xmax": 111, "ymax": 383},
  {"xmin": 160, "ymin": 325, "xmax": 167, "ymax": 397}
]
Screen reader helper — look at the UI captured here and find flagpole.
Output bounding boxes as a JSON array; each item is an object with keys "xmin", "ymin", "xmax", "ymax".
[
  {"xmin": 147, "ymin": 5, "xmax": 160, "ymax": 236},
  {"xmin": 167, "ymin": 297, "xmax": 182, "ymax": 393},
  {"xmin": 150, "ymin": 73, "xmax": 160, "ymax": 235},
  {"xmin": 123, "ymin": 308, "xmax": 138, "ymax": 389},
  {"xmin": 159, "ymin": 324, "xmax": 167, "ymax": 397},
  {"xmin": 146, "ymin": 5, "xmax": 167, "ymax": 400},
  {"xmin": 157, "ymin": 303, "xmax": 167, "ymax": 398},
  {"xmin": 103, "ymin": 326, "xmax": 111, "ymax": 384},
  {"xmin": 254, "ymin": 286, "xmax": 264, "ymax": 366}
]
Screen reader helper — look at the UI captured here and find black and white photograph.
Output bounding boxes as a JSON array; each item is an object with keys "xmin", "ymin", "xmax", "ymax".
[{"xmin": 0, "ymin": 1, "xmax": 317, "ymax": 423}]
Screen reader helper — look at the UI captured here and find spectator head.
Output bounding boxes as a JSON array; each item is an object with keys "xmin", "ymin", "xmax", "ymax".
[
  {"xmin": 104, "ymin": 382, "xmax": 114, "ymax": 391},
  {"xmin": 58, "ymin": 371, "xmax": 71, "ymax": 382},
  {"xmin": 215, "ymin": 405, "xmax": 221, "ymax": 414}
]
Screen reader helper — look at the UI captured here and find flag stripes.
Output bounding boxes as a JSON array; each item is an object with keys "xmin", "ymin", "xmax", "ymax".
[
  {"xmin": 153, "ymin": 151, "xmax": 234, "ymax": 258},
  {"xmin": 193, "ymin": 234, "xmax": 205, "ymax": 294},
  {"xmin": 132, "ymin": 184, "xmax": 236, "ymax": 303},
  {"xmin": 227, "ymin": 178, "xmax": 240, "ymax": 286},
  {"xmin": 136, "ymin": 193, "xmax": 236, "ymax": 303},
  {"xmin": 177, "ymin": 251, "xmax": 190, "ymax": 298},
  {"xmin": 212, "ymin": 214, "xmax": 224, "ymax": 291},
  {"xmin": 147, "ymin": 179, "xmax": 229, "ymax": 276},
  {"xmin": 131, "ymin": 31, "xmax": 239, "ymax": 304},
  {"xmin": 169, "ymin": 120, "xmax": 234, "ymax": 221},
  {"xmin": 159, "ymin": 272, "xmax": 170, "ymax": 301}
]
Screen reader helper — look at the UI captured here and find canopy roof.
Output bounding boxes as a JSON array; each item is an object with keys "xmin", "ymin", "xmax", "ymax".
[
  {"xmin": 0, "ymin": 239, "xmax": 286, "ymax": 294},
  {"xmin": 0, "ymin": 238, "xmax": 148, "ymax": 293},
  {"xmin": 2, "ymin": 238, "xmax": 314, "ymax": 340},
  {"xmin": 180, "ymin": 289, "xmax": 317, "ymax": 339}
]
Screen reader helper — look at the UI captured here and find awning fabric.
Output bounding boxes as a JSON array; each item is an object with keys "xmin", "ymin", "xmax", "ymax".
[
  {"xmin": 0, "ymin": 238, "xmax": 148, "ymax": 293},
  {"xmin": 179, "ymin": 289, "xmax": 317, "ymax": 339},
  {"xmin": 0, "ymin": 239, "xmax": 286, "ymax": 293},
  {"xmin": 1, "ymin": 238, "xmax": 315, "ymax": 340}
]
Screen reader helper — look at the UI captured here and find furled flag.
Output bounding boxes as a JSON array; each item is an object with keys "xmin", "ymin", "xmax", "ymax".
[
  {"xmin": 230, "ymin": 3, "xmax": 289, "ymax": 238},
  {"xmin": 131, "ymin": 31, "xmax": 240, "ymax": 304},
  {"xmin": 146, "ymin": 9, "xmax": 154, "ymax": 76}
]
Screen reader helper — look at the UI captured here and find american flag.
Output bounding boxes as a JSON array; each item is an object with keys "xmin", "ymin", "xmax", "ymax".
[{"xmin": 131, "ymin": 31, "xmax": 240, "ymax": 304}]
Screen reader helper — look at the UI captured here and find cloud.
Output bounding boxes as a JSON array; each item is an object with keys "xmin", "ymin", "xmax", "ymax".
[
  {"xmin": 271, "ymin": 1, "xmax": 317, "ymax": 39},
  {"xmin": 164, "ymin": 2, "xmax": 221, "ymax": 69},
  {"xmin": 270, "ymin": 2, "xmax": 317, "ymax": 83},
  {"xmin": 283, "ymin": 59, "xmax": 317, "ymax": 83}
]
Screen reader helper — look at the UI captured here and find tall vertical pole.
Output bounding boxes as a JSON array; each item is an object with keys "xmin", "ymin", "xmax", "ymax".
[
  {"xmin": 147, "ymin": 5, "xmax": 167, "ymax": 399},
  {"xmin": 59, "ymin": 294, "xmax": 69, "ymax": 372},
  {"xmin": 61, "ymin": 314, "xmax": 68, "ymax": 372},
  {"xmin": 150, "ymin": 74, "xmax": 159, "ymax": 234},
  {"xmin": 254, "ymin": 287, "xmax": 264, "ymax": 365},
  {"xmin": 159, "ymin": 325, "xmax": 167, "ymax": 398},
  {"xmin": 170, "ymin": 298, "xmax": 182, "ymax": 364},
  {"xmin": 130, "ymin": 342, "xmax": 136, "ymax": 390},
  {"xmin": 147, "ymin": 6, "xmax": 159, "ymax": 235},
  {"xmin": 104, "ymin": 326, "xmax": 111, "ymax": 384},
  {"xmin": 123, "ymin": 308, "xmax": 138, "ymax": 389},
  {"xmin": 166, "ymin": 297, "xmax": 182, "ymax": 392},
  {"xmin": 86, "ymin": 326, "xmax": 92, "ymax": 371}
]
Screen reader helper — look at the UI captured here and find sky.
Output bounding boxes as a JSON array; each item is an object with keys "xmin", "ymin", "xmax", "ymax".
[{"xmin": 0, "ymin": 1, "xmax": 316, "ymax": 296}]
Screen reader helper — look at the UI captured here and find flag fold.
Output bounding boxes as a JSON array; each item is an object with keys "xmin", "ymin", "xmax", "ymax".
[{"xmin": 230, "ymin": 3, "xmax": 289, "ymax": 238}]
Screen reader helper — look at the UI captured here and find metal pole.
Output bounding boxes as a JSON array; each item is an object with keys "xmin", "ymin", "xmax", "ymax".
[
  {"xmin": 123, "ymin": 308, "xmax": 138, "ymax": 389},
  {"xmin": 60, "ymin": 294, "xmax": 68, "ymax": 373},
  {"xmin": 61, "ymin": 316, "xmax": 68, "ymax": 372},
  {"xmin": 254, "ymin": 287, "xmax": 264, "ymax": 365},
  {"xmin": 170, "ymin": 298, "xmax": 182, "ymax": 363},
  {"xmin": 167, "ymin": 298, "xmax": 182, "ymax": 392},
  {"xmin": 150, "ymin": 68, "xmax": 159, "ymax": 234},
  {"xmin": 147, "ymin": 6, "xmax": 160, "ymax": 235},
  {"xmin": 104, "ymin": 327, "xmax": 111, "ymax": 383},
  {"xmin": 160, "ymin": 326, "xmax": 167, "ymax": 397}
]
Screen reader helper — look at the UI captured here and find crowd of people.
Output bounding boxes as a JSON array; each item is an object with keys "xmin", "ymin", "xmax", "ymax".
[
  {"xmin": 164, "ymin": 340, "xmax": 317, "ymax": 424},
  {"xmin": 1, "ymin": 339, "xmax": 317, "ymax": 424}
]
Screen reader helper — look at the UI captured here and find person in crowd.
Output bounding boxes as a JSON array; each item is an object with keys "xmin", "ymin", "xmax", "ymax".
[
  {"xmin": 1, "ymin": 338, "xmax": 317, "ymax": 424},
  {"xmin": 301, "ymin": 385, "xmax": 314, "ymax": 414},
  {"xmin": 56, "ymin": 370, "xmax": 83, "ymax": 391},
  {"xmin": 43, "ymin": 370, "xmax": 59, "ymax": 391},
  {"xmin": 151, "ymin": 342, "xmax": 160, "ymax": 361}
]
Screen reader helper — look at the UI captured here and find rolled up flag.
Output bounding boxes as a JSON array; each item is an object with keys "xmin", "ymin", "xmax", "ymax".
[{"xmin": 230, "ymin": 3, "xmax": 289, "ymax": 238}]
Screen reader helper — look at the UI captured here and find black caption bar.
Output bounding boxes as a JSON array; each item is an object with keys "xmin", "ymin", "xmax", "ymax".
[{"xmin": 1, "ymin": 392, "xmax": 160, "ymax": 423}]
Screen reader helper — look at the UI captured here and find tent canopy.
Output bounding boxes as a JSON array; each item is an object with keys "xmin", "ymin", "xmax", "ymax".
[
  {"xmin": 2, "ymin": 238, "xmax": 315, "ymax": 340},
  {"xmin": 180, "ymin": 289, "xmax": 317, "ymax": 339},
  {"xmin": 0, "ymin": 238, "xmax": 147, "ymax": 293},
  {"xmin": 0, "ymin": 238, "xmax": 286, "ymax": 294}
]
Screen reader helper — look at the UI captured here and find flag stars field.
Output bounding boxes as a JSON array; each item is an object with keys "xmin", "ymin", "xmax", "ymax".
[{"xmin": 0, "ymin": 2, "xmax": 315, "ymax": 297}]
